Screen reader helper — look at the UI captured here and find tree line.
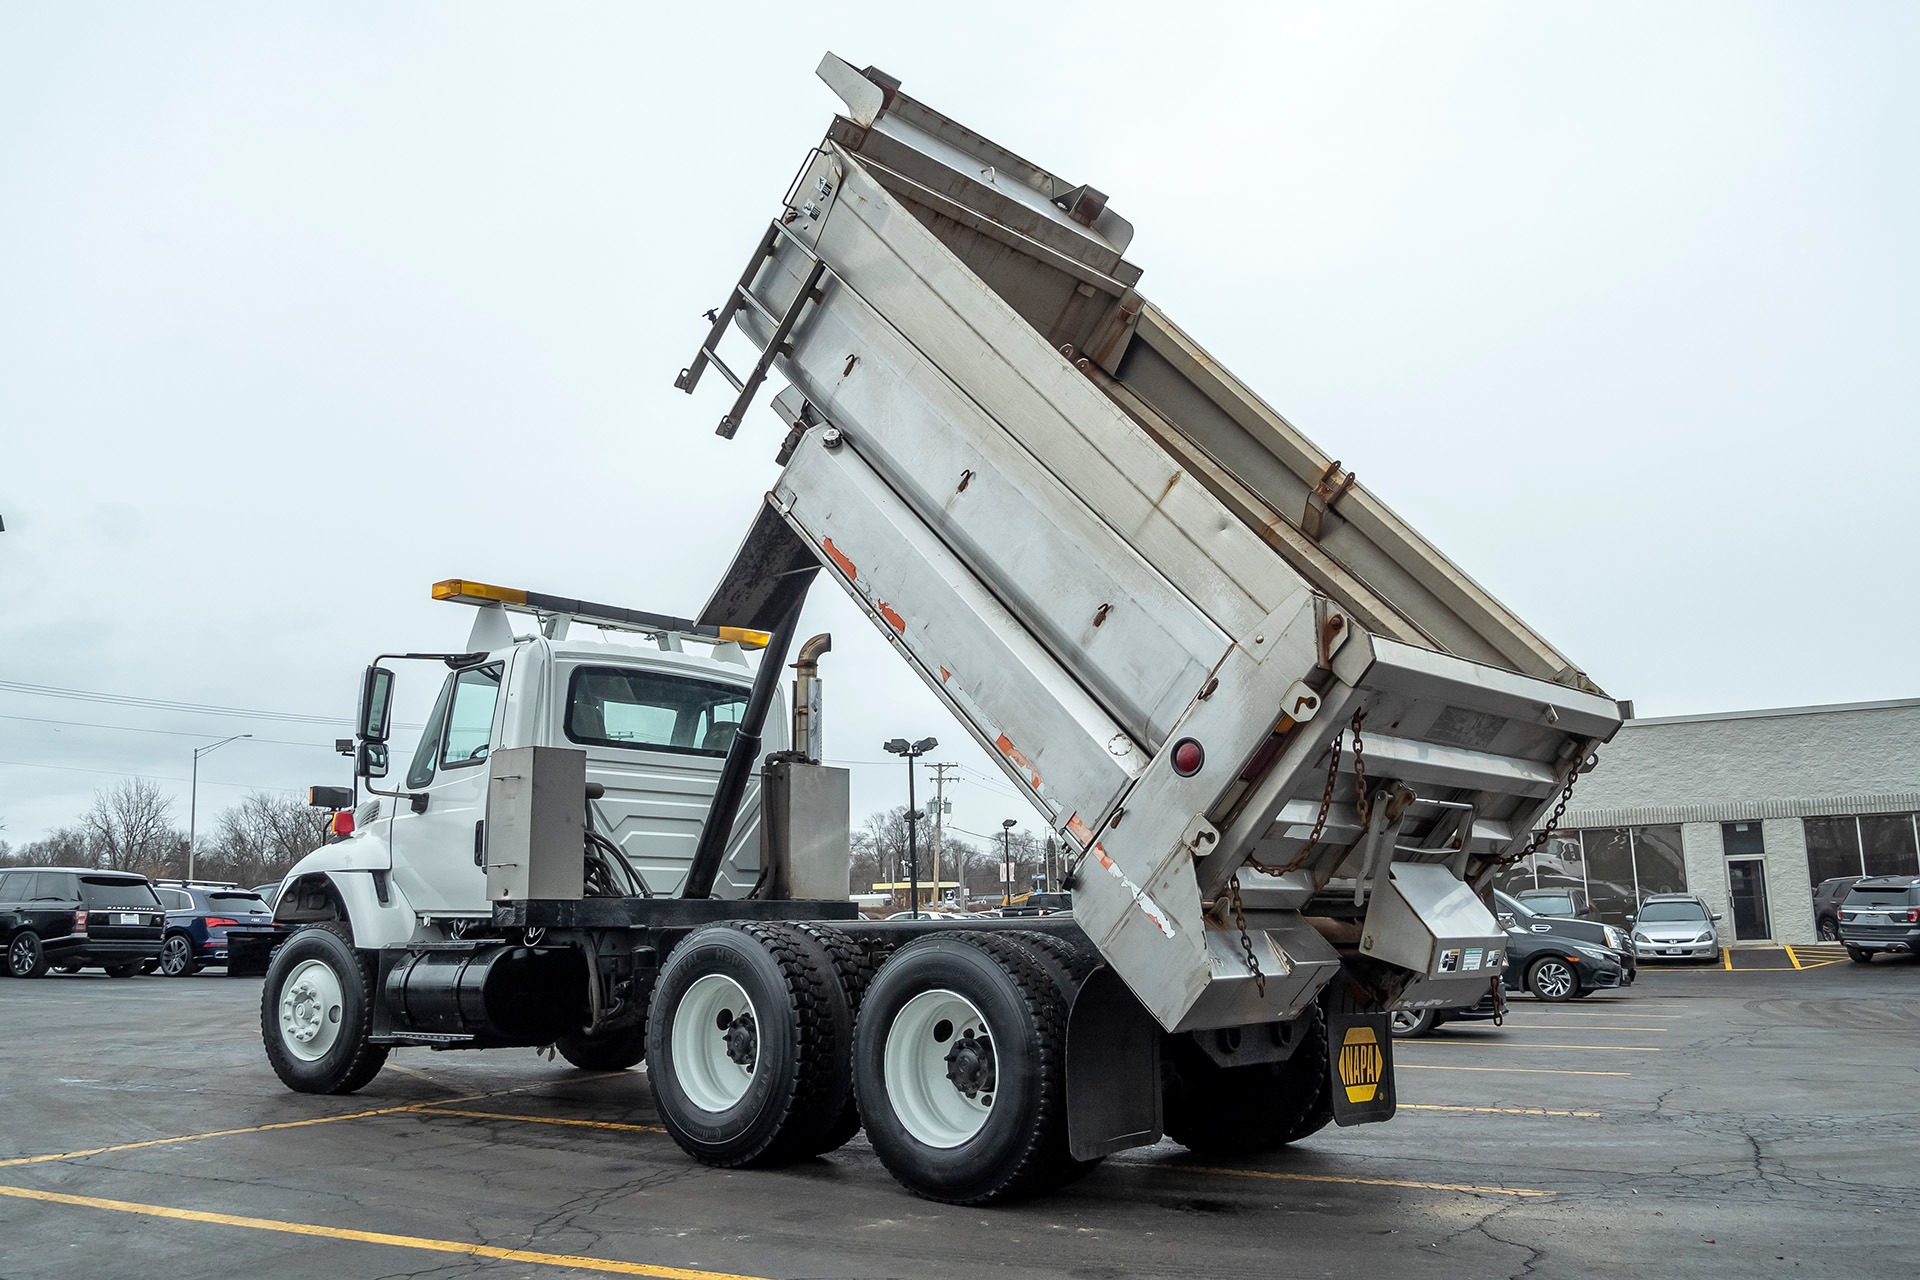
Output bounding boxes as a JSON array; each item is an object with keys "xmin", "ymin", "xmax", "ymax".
[
  {"xmin": 0, "ymin": 778, "xmax": 329, "ymax": 887},
  {"xmin": 850, "ymin": 805, "xmax": 1058, "ymax": 906}
]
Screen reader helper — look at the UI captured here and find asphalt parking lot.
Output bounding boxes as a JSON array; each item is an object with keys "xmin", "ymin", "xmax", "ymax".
[{"xmin": 3, "ymin": 953, "xmax": 1917, "ymax": 1280}]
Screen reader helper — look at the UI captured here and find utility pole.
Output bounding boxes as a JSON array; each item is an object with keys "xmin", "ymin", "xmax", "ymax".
[{"xmin": 928, "ymin": 762, "xmax": 957, "ymax": 906}]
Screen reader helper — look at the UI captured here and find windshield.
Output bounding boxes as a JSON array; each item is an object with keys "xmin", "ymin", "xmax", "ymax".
[
  {"xmin": 1637, "ymin": 901, "xmax": 1707, "ymax": 923},
  {"xmin": 81, "ymin": 877, "xmax": 162, "ymax": 908},
  {"xmin": 566, "ymin": 667, "xmax": 751, "ymax": 756}
]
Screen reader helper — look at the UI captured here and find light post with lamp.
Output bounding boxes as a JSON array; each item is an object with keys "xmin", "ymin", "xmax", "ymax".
[
  {"xmin": 189, "ymin": 734, "xmax": 252, "ymax": 881},
  {"xmin": 883, "ymin": 736, "xmax": 938, "ymax": 918},
  {"xmin": 1000, "ymin": 818, "xmax": 1017, "ymax": 907}
]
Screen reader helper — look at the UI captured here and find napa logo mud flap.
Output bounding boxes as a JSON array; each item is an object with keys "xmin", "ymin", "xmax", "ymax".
[{"xmin": 1327, "ymin": 1012, "xmax": 1396, "ymax": 1127}]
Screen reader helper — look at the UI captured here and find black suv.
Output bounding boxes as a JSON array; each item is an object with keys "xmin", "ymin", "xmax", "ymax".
[
  {"xmin": 1813, "ymin": 875, "xmax": 1863, "ymax": 943},
  {"xmin": 1838, "ymin": 875, "xmax": 1920, "ymax": 963},
  {"xmin": 0, "ymin": 867, "xmax": 166, "ymax": 978}
]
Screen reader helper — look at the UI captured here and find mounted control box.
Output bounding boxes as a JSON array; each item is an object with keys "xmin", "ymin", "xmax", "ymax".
[
  {"xmin": 1361, "ymin": 863, "xmax": 1507, "ymax": 1008},
  {"xmin": 760, "ymin": 759, "xmax": 851, "ymax": 902},
  {"xmin": 485, "ymin": 746, "xmax": 586, "ymax": 902}
]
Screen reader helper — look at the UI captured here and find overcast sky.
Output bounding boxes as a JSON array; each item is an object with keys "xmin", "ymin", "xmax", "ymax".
[{"xmin": 2, "ymin": 3, "xmax": 1914, "ymax": 851}]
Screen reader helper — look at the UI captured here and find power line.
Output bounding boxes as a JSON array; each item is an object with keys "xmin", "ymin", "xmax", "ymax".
[
  {"xmin": 0, "ymin": 713, "xmax": 338, "ymax": 750},
  {"xmin": 0, "ymin": 680, "xmax": 424, "ymax": 731},
  {"xmin": 0, "ymin": 757, "xmax": 304, "ymax": 796}
]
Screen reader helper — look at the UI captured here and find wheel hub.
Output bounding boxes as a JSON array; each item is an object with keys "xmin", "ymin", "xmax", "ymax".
[
  {"xmin": 285, "ymin": 978, "xmax": 324, "ymax": 1044},
  {"xmin": 943, "ymin": 1031, "xmax": 996, "ymax": 1099},
  {"xmin": 722, "ymin": 1009, "xmax": 758, "ymax": 1068}
]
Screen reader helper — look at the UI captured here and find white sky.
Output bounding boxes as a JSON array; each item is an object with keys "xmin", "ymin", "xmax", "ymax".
[{"xmin": 2, "ymin": 3, "xmax": 1915, "ymax": 848}]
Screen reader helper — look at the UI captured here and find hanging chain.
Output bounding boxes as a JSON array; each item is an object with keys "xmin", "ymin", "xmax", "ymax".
[
  {"xmin": 1228, "ymin": 874, "xmax": 1265, "ymax": 999},
  {"xmin": 1498, "ymin": 749, "xmax": 1591, "ymax": 868},
  {"xmin": 1249, "ymin": 727, "xmax": 1344, "ymax": 877},
  {"xmin": 1349, "ymin": 709, "xmax": 1371, "ymax": 831},
  {"xmin": 1491, "ymin": 974, "xmax": 1507, "ymax": 1027}
]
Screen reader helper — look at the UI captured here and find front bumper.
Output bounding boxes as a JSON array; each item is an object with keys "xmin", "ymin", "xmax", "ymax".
[{"xmin": 1634, "ymin": 939, "xmax": 1719, "ymax": 960}]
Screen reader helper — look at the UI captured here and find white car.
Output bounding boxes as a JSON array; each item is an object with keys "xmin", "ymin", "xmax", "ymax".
[{"xmin": 1630, "ymin": 894, "xmax": 1723, "ymax": 962}]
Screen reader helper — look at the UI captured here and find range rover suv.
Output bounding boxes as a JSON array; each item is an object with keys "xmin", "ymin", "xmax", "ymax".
[{"xmin": 0, "ymin": 868, "xmax": 166, "ymax": 978}]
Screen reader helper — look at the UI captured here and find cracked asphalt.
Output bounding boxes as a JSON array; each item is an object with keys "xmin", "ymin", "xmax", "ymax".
[{"xmin": 2, "ymin": 955, "xmax": 1916, "ymax": 1280}]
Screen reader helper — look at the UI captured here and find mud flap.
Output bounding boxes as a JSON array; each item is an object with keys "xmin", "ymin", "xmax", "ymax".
[
  {"xmin": 1066, "ymin": 967, "xmax": 1162, "ymax": 1159},
  {"xmin": 1326, "ymin": 1011, "xmax": 1396, "ymax": 1127}
]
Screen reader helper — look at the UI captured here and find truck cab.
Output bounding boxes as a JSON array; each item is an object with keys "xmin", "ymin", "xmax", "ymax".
[{"xmin": 277, "ymin": 583, "xmax": 780, "ymax": 944}]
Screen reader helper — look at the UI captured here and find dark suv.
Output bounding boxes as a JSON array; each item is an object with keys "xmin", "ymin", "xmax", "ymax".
[
  {"xmin": 1813, "ymin": 876, "xmax": 1863, "ymax": 943},
  {"xmin": 0, "ymin": 868, "xmax": 166, "ymax": 978},
  {"xmin": 149, "ymin": 882, "xmax": 277, "ymax": 976},
  {"xmin": 1838, "ymin": 875, "xmax": 1920, "ymax": 963}
]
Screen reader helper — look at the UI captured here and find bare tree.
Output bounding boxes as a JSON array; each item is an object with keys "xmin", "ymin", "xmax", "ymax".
[
  {"xmin": 199, "ymin": 792, "xmax": 329, "ymax": 885},
  {"xmin": 6, "ymin": 826, "xmax": 93, "ymax": 868},
  {"xmin": 84, "ymin": 780, "xmax": 181, "ymax": 876}
]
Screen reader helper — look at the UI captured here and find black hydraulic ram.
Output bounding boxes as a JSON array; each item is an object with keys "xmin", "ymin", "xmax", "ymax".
[{"xmin": 680, "ymin": 590, "xmax": 809, "ymax": 899}]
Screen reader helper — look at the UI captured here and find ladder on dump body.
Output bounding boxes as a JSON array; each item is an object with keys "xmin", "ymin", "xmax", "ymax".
[{"xmin": 675, "ymin": 220, "xmax": 829, "ymax": 438}]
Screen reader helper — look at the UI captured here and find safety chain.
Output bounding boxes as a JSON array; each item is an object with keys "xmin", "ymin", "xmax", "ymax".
[
  {"xmin": 1349, "ymin": 709, "xmax": 1371, "ymax": 830},
  {"xmin": 1498, "ymin": 749, "xmax": 1593, "ymax": 869},
  {"xmin": 1228, "ymin": 874, "xmax": 1265, "ymax": 999},
  {"xmin": 1490, "ymin": 974, "xmax": 1507, "ymax": 1026}
]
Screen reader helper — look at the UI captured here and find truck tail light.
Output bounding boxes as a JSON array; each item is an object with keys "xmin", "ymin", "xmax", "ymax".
[
  {"xmin": 1170, "ymin": 738, "xmax": 1205, "ymax": 777},
  {"xmin": 331, "ymin": 811, "xmax": 355, "ymax": 837},
  {"xmin": 73, "ymin": 910, "xmax": 88, "ymax": 934},
  {"xmin": 204, "ymin": 917, "xmax": 239, "ymax": 929}
]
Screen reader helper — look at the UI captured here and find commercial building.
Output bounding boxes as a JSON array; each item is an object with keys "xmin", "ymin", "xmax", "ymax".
[{"xmin": 1493, "ymin": 698, "xmax": 1920, "ymax": 944}]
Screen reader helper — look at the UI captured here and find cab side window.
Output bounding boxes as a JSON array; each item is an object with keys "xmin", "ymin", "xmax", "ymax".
[
  {"xmin": 406, "ymin": 675, "xmax": 457, "ymax": 790},
  {"xmin": 440, "ymin": 664, "xmax": 504, "ymax": 770}
]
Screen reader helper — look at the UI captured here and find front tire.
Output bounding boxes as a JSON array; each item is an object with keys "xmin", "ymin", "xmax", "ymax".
[
  {"xmin": 7, "ymin": 931, "xmax": 48, "ymax": 979},
  {"xmin": 645, "ymin": 923, "xmax": 852, "ymax": 1168},
  {"xmin": 854, "ymin": 934, "xmax": 1078, "ymax": 1204},
  {"xmin": 555, "ymin": 1023, "xmax": 647, "ymax": 1071},
  {"xmin": 1527, "ymin": 957, "xmax": 1578, "ymax": 1002},
  {"xmin": 158, "ymin": 934, "xmax": 201, "ymax": 977},
  {"xmin": 261, "ymin": 923, "xmax": 388, "ymax": 1094}
]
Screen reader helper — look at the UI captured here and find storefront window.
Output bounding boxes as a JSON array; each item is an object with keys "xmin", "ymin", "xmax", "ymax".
[
  {"xmin": 1514, "ymin": 825, "xmax": 1690, "ymax": 928},
  {"xmin": 1634, "ymin": 826, "xmax": 1688, "ymax": 897},
  {"xmin": 1802, "ymin": 814, "xmax": 1920, "ymax": 883},
  {"xmin": 1804, "ymin": 816, "xmax": 1863, "ymax": 885},
  {"xmin": 1860, "ymin": 815, "xmax": 1919, "ymax": 877}
]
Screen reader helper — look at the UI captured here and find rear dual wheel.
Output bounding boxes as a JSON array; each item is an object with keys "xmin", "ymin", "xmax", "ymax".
[
  {"xmin": 853, "ymin": 933, "xmax": 1084, "ymax": 1205},
  {"xmin": 645, "ymin": 923, "xmax": 860, "ymax": 1168},
  {"xmin": 1162, "ymin": 1005, "xmax": 1333, "ymax": 1155}
]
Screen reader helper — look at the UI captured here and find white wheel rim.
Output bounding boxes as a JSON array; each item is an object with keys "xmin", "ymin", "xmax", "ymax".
[
  {"xmin": 883, "ymin": 988, "xmax": 995, "ymax": 1149},
  {"xmin": 278, "ymin": 958, "xmax": 346, "ymax": 1061},
  {"xmin": 671, "ymin": 973, "xmax": 758, "ymax": 1113}
]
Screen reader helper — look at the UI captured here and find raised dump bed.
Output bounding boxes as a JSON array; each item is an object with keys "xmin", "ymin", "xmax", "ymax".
[{"xmin": 683, "ymin": 54, "xmax": 1624, "ymax": 1034}]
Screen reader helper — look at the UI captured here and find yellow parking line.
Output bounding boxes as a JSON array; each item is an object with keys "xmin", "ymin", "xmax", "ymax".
[
  {"xmin": 1399, "ymin": 1042, "xmax": 1658, "ymax": 1052},
  {"xmin": 0, "ymin": 1184, "xmax": 762, "ymax": 1280},
  {"xmin": 1723, "ymin": 949, "xmax": 1733, "ymax": 970},
  {"xmin": 1181, "ymin": 1166, "xmax": 1553, "ymax": 1198},
  {"xmin": 1400, "ymin": 1064, "xmax": 1629, "ymax": 1077},
  {"xmin": 1517, "ymin": 1024, "xmax": 1670, "ymax": 1032},
  {"xmin": 1400, "ymin": 1104, "xmax": 1600, "ymax": 1118},
  {"xmin": 418, "ymin": 1108, "xmax": 666, "ymax": 1135},
  {"xmin": 1785, "ymin": 946, "xmax": 1805, "ymax": 971}
]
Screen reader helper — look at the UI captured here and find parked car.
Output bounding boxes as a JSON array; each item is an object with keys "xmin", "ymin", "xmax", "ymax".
[
  {"xmin": 1629, "ymin": 894, "xmax": 1723, "ymax": 963},
  {"xmin": 1390, "ymin": 986, "xmax": 1501, "ymax": 1038},
  {"xmin": 251, "ymin": 880, "xmax": 285, "ymax": 910},
  {"xmin": 1498, "ymin": 892, "xmax": 1635, "ymax": 1002},
  {"xmin": 1514, "ymin": 887, "xmax": 1591, "ymax": 919},
  {"xmin": 147, "ymin": 882, "xmax": 277, "ymax": 976},
  {"xmin": 1812, "ymin": 876, "xmax": 1863, "ymax": 942},
  {"xmin": 0, "ymin": 867, "xmax": 166, "ymax": 978},
  {"xmin": 1837, "ymin": 875, "xmax": 1920, "ymax": 963}
]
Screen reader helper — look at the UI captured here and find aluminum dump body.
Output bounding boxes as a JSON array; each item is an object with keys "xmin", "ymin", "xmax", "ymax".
[{"xmin": 685, "ymin": 55, "xmax": 1623, "ymax": 1033}]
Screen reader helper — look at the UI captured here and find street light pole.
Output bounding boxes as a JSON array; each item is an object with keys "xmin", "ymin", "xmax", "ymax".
[
  {"xmin": 1001, "ymin": 818, "xmax": 1017, "ymax": 908},
  {"xmin": 189, "ymin": 734, "xmax": 252, "ymax": 881},
  {"xmin": 883, "ymin": 736, "xmax": 938, "ymax": 919}
]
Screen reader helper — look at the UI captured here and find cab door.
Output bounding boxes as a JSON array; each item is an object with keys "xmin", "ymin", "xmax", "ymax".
[{"xmin": 388, "ymin": 658, "xmax": 509, "ymax": 915}]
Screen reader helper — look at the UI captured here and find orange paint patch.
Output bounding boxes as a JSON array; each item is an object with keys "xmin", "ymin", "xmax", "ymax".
[
  {"xmin": 939, "ymin": 667, "xmax": 951, "ymax": 683},
  {"xmin": 821, "ymin": 537, "xmax": 858, "ymax": 582},
  {"xmin": 1066, "ymin": 814, "xmax": 1095, "ymax": 847},
  {"xmin": 994, "ymin": 734, "xmax": 1042, "ymax": 790},
  {"xmin": 876, "ymin": 601, "xmax": 907, "ymax": 633}
]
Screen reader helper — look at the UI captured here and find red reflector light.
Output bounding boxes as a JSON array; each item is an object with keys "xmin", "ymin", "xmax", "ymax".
[
  {"xmin": 1908, "ymin": 908, "xmax": 1919, "ymax": 924},
  {"xmin": 204, "ymin": 917, "xmax": 239, "ymax": 929},
  {"xmin": 73, "ymin": 910, "xmax": 88, "ymax": 933},
  {"xmin": 331, "ymin": 811, "xmax": 355, "ymax": 837},
  {"xmin": 1171, "ymin": 737, "xmax": 1205, "ymax": 776}
]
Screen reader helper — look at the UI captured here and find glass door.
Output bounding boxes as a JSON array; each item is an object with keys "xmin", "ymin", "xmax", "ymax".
[{"xmin": 1726, "ymin": 859, "xmax": 1771, "ymax": 941}]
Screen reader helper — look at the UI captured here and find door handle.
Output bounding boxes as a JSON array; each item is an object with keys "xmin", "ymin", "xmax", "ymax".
[{"xmin": 473, "ymin": 820, "xmax": 486, "ymax": 867}]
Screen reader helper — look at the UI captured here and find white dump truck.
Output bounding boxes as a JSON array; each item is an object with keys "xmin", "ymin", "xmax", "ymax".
[{"xmin": 254, "ymin": 53, "xmax": 1624, "ymax": 1205}]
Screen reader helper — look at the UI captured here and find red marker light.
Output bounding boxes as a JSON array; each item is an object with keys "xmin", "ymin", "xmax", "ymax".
[
  {"xmin": 73, "ymin": 910, "xmax": 88, "ymax": 934},
  {"xmin": 331, "ymin": 811, "xmax": 355, "ymax": 837},
  {"xmin": 203, "ymin": 917, "xmax": 239, "ymax": 929},
  {"xmin": 1171, "ymin": 738, "xmax": 1205, "ymax": 777}
]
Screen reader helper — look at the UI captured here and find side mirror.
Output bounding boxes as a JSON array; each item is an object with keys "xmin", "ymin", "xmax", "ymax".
[
  {"xmin": 1626, "ymin": 916, "xmax": 1636, "ymax": 925},
  {"xmin": 358, "ymin": 666, "xmax": 397, "ymax": 744},
  {"xmin": 1712, "ymin": 912, "xmax": 1724, "ymax": 922},
  {"xmin": 356, "ymin": 741, "xmax": 389, "ymax": 780}
]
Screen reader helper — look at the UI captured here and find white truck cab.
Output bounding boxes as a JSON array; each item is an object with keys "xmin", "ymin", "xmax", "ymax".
[{"xmin": 278, "ymin": 582, "xmax": 781, "ymax": 946}]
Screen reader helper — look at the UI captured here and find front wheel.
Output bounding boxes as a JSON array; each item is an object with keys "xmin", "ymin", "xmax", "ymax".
[
  {"xmin": 158, "ymin": 934, "xmax": 200, "ymax": 977},
  {"xmin": 1390, "ymin": 1007, "xmax": 1437, "ymax": 1038},
  {"xmin": 7, "ymin": 932, "xmax": 48, "ymax": 979},
  {"xmin": 555, "ymin": 1023, "xmax": 647, "ymax": 1071},
  {"xmin": 261, "ymin": 923, "xmax": 388, "ymax": 1094},
  {"xmin": 1527, "ymin": 957, "xmax": 1578, "ymax": 1002}
]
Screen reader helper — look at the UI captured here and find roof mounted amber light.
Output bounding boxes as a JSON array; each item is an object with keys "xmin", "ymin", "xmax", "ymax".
[{"xmin": 430, "ymin": 579, "xmax": 769, "ymax": 650}]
